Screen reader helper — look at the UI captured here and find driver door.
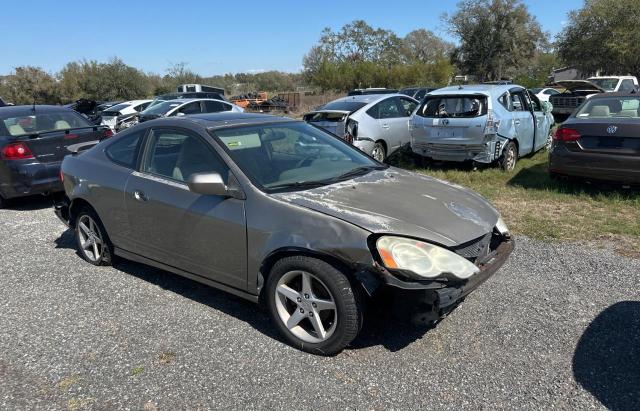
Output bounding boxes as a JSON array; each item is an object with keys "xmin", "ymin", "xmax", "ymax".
[
  {"xmin": 124, "ymin": 127, "xmax": 247, "ymax": 289},
  {"xmin": 526, "ymin": 90, "xmax": 552, "ymax": 151}
]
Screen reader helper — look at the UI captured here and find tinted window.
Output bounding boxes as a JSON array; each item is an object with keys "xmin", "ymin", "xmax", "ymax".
[
  {"xmin": 1, "ymin": 110, "xmax": 92, "ymax": 136},
  {"xmin": 142, "ymin": 100, "xmax": 182, "ymax": 116},
  {"xmin": 416, "ymin": 95, "xmax": 488, "ymax": 118},
  {"xmin": 177, "ymin": 102, "xmax": 202, "ymax": 115},
  {"xmin": 510, "ymin": 93, "xmax": 526, "ymax": 111},
  {"xmin": 544, "ymin": 89, "xmax": 559, "ymax": 95},
  {"xmin": 589, "ymin": 78, "xmax": 619, "ymax": 91},
  {"xmin": 620, "ymin": 79, "xmax": 635, "ymax": 92},
  {"xmin": 498, "ymin": 93, "xmax": 510, "ymax": 110},
  {"xmin": 133, "ymin": 102, "xmax": 151, "ymax": 112},
  {"xmin": 320, "ymin": 101, "xmax": 368, "ymax": 113},
  {"xmin": 105, "ymin": 129, "xmax": 145, "ymax": 169},
  {"xmin": 367, "ymin": 98, "xmax": 400, "ymax": 119},
  {"xmin": 203, "ymin": 100, "xmax": 232, "ymax": 113},
  {"xmin": 143, "ymin": 129, "xmax": 227, "ymax": 183},
  {"xmin": 414, "ymin": 89, "xmax": 427, "ymax": 101},
  {"xmin": 398, "ymin": 97, "xmax": 418, "ymax": 116}
]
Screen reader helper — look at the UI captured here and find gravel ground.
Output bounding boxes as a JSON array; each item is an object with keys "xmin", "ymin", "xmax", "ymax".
[{"xmin": 1, "ymin": 196, "xmax": 639, "ymax": 410}]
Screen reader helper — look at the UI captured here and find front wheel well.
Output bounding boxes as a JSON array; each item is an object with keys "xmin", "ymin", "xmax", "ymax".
[{"xmin": 257, "ymin": 248, "xmax": 360, "ymax": 305}]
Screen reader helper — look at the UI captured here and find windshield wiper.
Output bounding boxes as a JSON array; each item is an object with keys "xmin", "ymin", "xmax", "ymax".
[
  {"xmin": 327, "ymin": 165, "xmax": 386, "ymax": 182},
  {"xmin": 267, "ymin": 180, "xmax": 330, "ymax": 190}
]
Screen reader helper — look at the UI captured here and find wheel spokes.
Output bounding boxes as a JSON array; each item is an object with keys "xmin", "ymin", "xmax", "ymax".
[
  {"xmin": 277, "ymin": 284, "xmax": 300, "ymax": 303},
  {"xmin": 301, "ymin": 272, "xmax": 313, "ymax": 296},
  {"xmin": 286, "ymin": 309, "xmax": 305, "ymax": 329},
  {"xmin": 308, "ymin": 311, "xmax": 327, "ymax": 339},
  {"xmin": 311, "ymin": 298, "xmax": 335, "ymax": 311}
]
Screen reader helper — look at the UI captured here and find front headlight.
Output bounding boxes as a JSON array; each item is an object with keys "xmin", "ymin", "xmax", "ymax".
[
  {"xmin": 495, "ymin": 216, "xmax": 509, "ymax": 235},
  {"xmin": 376, "ymin": 236, "xmax": 480, "ymax": 280}
]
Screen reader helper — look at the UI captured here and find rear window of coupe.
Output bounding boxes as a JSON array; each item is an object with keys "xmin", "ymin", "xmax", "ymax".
[
  {"xmin": 1, "ymin": 111, "xmax": 92, "ymax": 136},
  {"xmin": 319, "ymin": 101, "xmax": 367, "ymax": 113}
]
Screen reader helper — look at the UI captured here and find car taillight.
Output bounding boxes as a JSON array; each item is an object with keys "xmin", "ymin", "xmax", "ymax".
[
  {"xmin": 1, "ymin": 142, "xmax": 34, "ymax": 160},
  {"xmin": 484, "ymin": 109, "xmax": 500, "ymax": 134},
  {"xmin": 102, "ymin": 129, "xmax": 114, "ymax": 138},
  {"xmin": 59, "ymin": 170, "xmax": 64, "ymax": 183},
  {"xmin": 554, "ymin": 127, "xmax": 581, "ymax": 141}
]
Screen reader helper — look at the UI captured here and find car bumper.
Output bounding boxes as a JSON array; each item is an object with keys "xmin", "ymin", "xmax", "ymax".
[
  {"xmin": 53, "ymin": 194, "xmax": 71, "ymax": 226},
  {"xmin": 0, "ymin": 160, "xmax": 63, "ymax": 199},
  {"xmin": 411, "ymin": 135, "xmax": 507, "ymax": 164},
  {"xmin": 353, "ymin": 138, "xmax": 376, "ymax": 156},
  {"xmin": 382, "ymin": 237, "xmax": 515, "ymax": 324},
  {"xmin": 549, "ymin": 145, "xmax": 640, "ymax": 184}
]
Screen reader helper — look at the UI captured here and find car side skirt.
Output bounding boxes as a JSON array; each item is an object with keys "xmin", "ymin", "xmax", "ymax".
[{"xmin": 114, "ymin": 247, "xmax": 259, "ymax": 304}]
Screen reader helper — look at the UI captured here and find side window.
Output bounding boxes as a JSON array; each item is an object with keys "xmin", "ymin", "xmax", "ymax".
[
  {"xmin": 105, "ymin": 129, "xmax": 145, "ymax": 169},
  {"xmin": 398, "ymin": 97, "xmax": 418, "ymax": 117},
  {"xmin": 377, "ymin": 98, "xmax": 401, "ymax": 119},
  {"xmin": 527, "ymin": 92, "xmax": 542, "ymax": 111},
  {"xmin": 134, "ymin": 102, "xmax": 151, "ymax": 112},
  {"xmin": 203, "ymin": 100, "xmax": 232, "ymax": 113},
  {"xmin": 143, "ymin": 129, "xmax": 227, "ymax": 183},
  {"xmin": 510, "ymin": 93, "xmax": 526, "ymax": 111},
  {"xmin": 498, "ymin": 93, "xmax": 511, "ymax": 111},
  {"xmin": 177, "ymin": 102, "xmax": 202, "ymax": 115},
  {"xmin": 620, "ymin": 79, "xmax": 634, "ymax": 92},
  {"xmin": 366, "ymin": 104, "xmax": 379, "ymax": 119}
]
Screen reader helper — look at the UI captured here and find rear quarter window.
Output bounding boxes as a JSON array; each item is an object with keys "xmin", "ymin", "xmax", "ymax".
[{"xmin": 105, "ymin": 129, "xmax": 145, "ymax": 169}]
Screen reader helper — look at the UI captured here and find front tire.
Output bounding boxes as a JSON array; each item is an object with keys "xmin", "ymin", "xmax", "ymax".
[
  {"xmin": 499, "ymin": 141, "xmax": 518, "ymax": 171},
  {"xmin": 75, "ymin": 208, "xmax": 113, "ymax": 266},
  {"xmin": 266, "ymin": 256, "xmax": 363, "ymax": 355}
]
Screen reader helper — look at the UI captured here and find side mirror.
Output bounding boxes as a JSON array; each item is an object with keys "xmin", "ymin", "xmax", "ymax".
[{"xmin": 187, "ymin": 172, "xmax": 228, "ymax": 196}]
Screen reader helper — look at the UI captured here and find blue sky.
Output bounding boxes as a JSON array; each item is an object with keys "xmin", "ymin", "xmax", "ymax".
[{"xmin": 1, "ymin": 0, "xmax": 583, "ymax": 76}]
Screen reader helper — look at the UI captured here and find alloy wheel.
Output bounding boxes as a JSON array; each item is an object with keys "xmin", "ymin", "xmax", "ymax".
[
  {"xmin": 274, "ymin": 270, "xmax": 337, "ymax": 343},
  {"xmin": 505, "ymin": 145, "xmax": 517, "ymax": 170},
  {"xmin": 372, "ymin": 143, "xmax": 385, "ymax": 162},
  {"xmin": 77, "ymin": 214, "xmax": 105, "ymax": 262}
]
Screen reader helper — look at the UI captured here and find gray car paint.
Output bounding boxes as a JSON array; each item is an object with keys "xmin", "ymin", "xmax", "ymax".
[{"xmin": 60, "ymin": 113, "xmax": 502, "ymax": 300}]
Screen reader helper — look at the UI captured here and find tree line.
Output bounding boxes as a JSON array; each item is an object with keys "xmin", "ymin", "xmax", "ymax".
[{"xmin": 1, "ymin": 0, "xmax": 637, "ymax": 104}]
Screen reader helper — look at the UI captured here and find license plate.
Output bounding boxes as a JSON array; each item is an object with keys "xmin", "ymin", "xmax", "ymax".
[{"xmin": 433, "ymin": 127, "xmax": 460, "ymax": 138}]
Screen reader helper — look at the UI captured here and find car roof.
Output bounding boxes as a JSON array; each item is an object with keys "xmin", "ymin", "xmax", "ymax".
[
  {"xmin": 429, "ymin": 84, "xmax": 522, "ymax": 95},
  {"xmin": 331, "ymin": 93, "xmax": 407, "ymax": 104},
  {"xmin": 588, "ymin": 76, "xmax": 636, "ymax": 80},
  {"xmin": 120, "ymin": 99, "xmax": 153, "ymax": 105},
  {"xmin": 183, "ymin": 112, "xmax": 295, "ymax": 129},
  {"xmin": 159, "ymin": 98, "xmax": 227, "ymax": 104},
  {"xmin": 0, "ymin": 105, "xmax": 75, "ymax": 116},
  {"xmin": 586, "ymin": 91, "xmax": 640, "ymax": 99}
]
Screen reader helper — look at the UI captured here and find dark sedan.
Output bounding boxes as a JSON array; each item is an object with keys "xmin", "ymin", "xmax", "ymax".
[
  {"xmin": 0, "ymin": 105, "xmax": 112, "ymax": 207},
  {"xmin": 550, "ymin": 92, "xmax": 640, "ymax": 185},
  {"xmin": 55, "ymin": 112, "xmax": 513, "ymax": 355}
]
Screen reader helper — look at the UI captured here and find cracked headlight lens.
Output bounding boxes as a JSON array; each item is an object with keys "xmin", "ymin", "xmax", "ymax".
[
  {"xmin": 376, "ymin": 236, "xmax": 480, "ymax": 280},
  {"xmin": 496, "ymin": 216, "xmax": 509, "ymax": 235}
]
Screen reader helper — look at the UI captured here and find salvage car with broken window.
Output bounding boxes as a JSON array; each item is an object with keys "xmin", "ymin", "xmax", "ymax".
[
  {"xmin": 55, "ymin": 112, "xmax": 514, "ymax": 355},
  {"xmin": 410, "ymin": 84, "xmax": 554, "ymax": 170}
]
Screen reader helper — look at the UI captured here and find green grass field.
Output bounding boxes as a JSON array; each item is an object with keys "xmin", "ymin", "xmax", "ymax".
[{"xmin": 387, "ymin": 148, "xmax": 640, "ymax": 257}]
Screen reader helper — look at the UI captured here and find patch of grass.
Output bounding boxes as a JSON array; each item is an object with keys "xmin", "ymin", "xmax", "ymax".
[
  {"xmin": 387, "ymin": 148, "xmax": 640, "ymax": 254},
  {"xmin": 130, "ymin": 366, "xmax": 144, "ymax": 377}
]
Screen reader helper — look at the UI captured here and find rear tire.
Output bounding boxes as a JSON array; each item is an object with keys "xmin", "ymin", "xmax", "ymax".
[
  {"xmin": 266, "ymin": 256, "xmax": 363, "ymax": 355},
  {"xmin": 74, "ymin": 208, "xmax": 113, "ymax": 266},
  {"xmin": 372, "ymin": 141, "xmax": 386, "ymax": 162},
  {"xmin": 0, "ymin": 194, "xmax": 6, "ymax": 209},
  {"xmin": 499, "ymin": 141, "xmax": 518, "ymax": 171}
]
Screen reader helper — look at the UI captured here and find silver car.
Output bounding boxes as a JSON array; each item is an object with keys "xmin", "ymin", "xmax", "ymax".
[
  {"xmin": 410, "ymin": 84, "xmax": 554, "ymax": 170},
  {"xmin": 55, "ymin": 112, "xmax": 514, "ymax": 355},
  {"xmin": 304, "ymin": 94, "xmax": 419, "ymax": 162}
]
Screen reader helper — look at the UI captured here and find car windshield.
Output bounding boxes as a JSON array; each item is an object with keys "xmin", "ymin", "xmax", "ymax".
[
  {"xmin": 319, "ymin": 101, "xmax": 368, "ymax": 112},
  {"xmin": 141, "ymin": 101, "xmax": 182, "ymax": 116},
  {"xmin": 588, "ymin": 78, "xmax": 619, "ymax": 91},
  {"xmin": 104, "ymin": 103, "xmax": 131, "ymax": 113},
  {"xmin": 1, "ymin": 111, "xmax": 92, "ymax": 136},
  {"xmin": 211, "ymin": 121, "xmax": 384, "ymax": 191},
  {"xmin": 416, "ymin": 95, "xmax": 488, "ymax": 118},
  {"xmin": 576, "ymin": 97, "xmax": 640, "ymax": 118},
  {"xmin": 530, "ymin": 88, "xmax": 543, "ymax": 94}
]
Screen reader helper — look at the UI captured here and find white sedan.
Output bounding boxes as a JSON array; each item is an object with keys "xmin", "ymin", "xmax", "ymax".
[
  {"xmin": 100, "ymin": 99, "xmax": 153, "ymax": 131},
  {"xmin": 530, "ymin": 87, "xmax": 560, "ymax": 102}
]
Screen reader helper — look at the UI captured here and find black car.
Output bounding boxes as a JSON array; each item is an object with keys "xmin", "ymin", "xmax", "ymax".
[
  {"xmin": 146, "ymin": 91, "xmax": 227, "ymax": 110},
  {"xmin": 0, "ymin": 105, "xmax": 112, "ymax": 207},
  {"xmin": 399, "ymin": 87, "xmax": 437, "ymax": 102},
  {"xmin": 549, "ymin": 92, "xmax": 640, "ymax": 185}
]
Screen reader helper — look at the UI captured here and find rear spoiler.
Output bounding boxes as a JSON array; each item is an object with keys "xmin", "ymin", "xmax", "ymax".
[
  {"xmin": 22, "ymin": 125, "xmax": 110, "ymax": 140},
  {"xmin": 66, "ymin": 140, "xmax": 100, "ymax": 155}
]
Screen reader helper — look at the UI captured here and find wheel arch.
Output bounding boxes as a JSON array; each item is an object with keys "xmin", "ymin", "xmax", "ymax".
[{"xmin": 68, "ymin": 197, "xmax": 96, "ymax": 228}]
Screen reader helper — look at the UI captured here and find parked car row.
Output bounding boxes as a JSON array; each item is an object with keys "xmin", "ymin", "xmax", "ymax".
[{"xmin": 305, "ymin": 84, "xmax": 555, "ymax": 171}]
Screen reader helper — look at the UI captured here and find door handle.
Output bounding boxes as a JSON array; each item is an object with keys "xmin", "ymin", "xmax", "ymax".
[
  {"xmin": 514, "ymin": 119, "xmax": 521, "ymax": 125},
  {"xmin": 133, "ymin": 190, "xmax": 147, "ymax": 202},
  {"xmin": 381, "ymin": 123, "xmax": 390, "ymax": 129}
]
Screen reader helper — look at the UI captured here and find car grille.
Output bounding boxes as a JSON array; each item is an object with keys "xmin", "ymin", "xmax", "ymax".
[{"xmin": 453, "ymin": 232, "xmax": 493, "ymax": 261}]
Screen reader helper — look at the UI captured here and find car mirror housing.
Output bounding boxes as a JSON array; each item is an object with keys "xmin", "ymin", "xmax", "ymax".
[{"xmin": 187, "ymin": 172, "xmax": 229, "ymax": 196}]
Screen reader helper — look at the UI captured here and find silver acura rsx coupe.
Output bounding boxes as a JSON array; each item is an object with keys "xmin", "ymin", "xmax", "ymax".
[{"xmin": 55, "ymin": 112, "xmax": 514, "ymax": 355}]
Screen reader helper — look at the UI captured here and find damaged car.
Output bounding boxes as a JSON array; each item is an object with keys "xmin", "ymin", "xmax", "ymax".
[
  {"xmin": 55, "ymin": 112, "xmax": 514, "ymax": 355},
  {"xmin": 410, "ymin": 84, "xmax": 554, "ymax": 170},
  {"xmin": 303, "ymin": 94, "xmax": 419, "ymax": 162},
  {"xmin": 100, "ymin": 99, "xmax": 152, "ymax": 132}
]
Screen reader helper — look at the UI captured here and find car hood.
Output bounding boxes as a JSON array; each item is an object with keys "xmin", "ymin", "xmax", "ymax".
[
  {"xmin": 551, "ymin": 80, "xmax": 606, "ymax": 93},
  {"xmin": 272, "ymin": 168, "xmax": 500, "ymax": 247}
]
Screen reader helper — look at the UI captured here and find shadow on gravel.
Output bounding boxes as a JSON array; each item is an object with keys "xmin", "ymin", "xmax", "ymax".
[
  {"xmin": 573, "ymin": 301, "xmax": 640, "ymax": 410},
  {"xmin": 2, "ymin": 194, "xmax": 53, "ymax": 211},
  {"xmin": 54, "ymin": 228, "xmax": 437, "ymax": 354}
]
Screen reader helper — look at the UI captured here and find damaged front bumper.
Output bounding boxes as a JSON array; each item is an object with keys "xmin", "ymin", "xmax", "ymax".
[{"xmin": 373, "ymin": 237, "xmax": 515, "ymax": 324}]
